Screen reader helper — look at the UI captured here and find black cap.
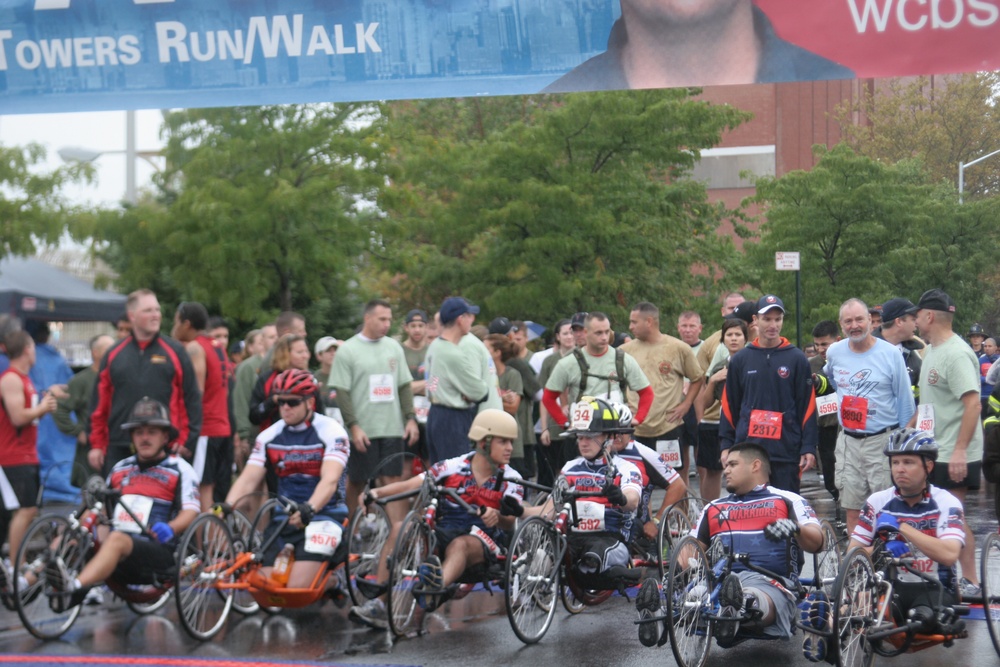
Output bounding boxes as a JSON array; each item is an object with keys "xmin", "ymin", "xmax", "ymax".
[
  {"xmin": 405, "ymin": 309, "xmax": 427, "ymax": 324},
  {"xmin": 488, "ymin": 317, "xmax": 514, "ymax": 335},
  {"xmin": 880, "ymin": 298, "xmax": 918, "ymax": 324},
  {"xmin": 570, "ymin": 312, "xmax": 588, "ymax": 329},
  {"xmin": 724, "ymin": 300, "xmax": 757, "ymax": 324},
  {"xmin": 917, "ymin": 288, "xmax": 956, "ymax": 313},
  {"xmin": 868, "ymin": 304, "xmax": 883, "ymax": 315}
]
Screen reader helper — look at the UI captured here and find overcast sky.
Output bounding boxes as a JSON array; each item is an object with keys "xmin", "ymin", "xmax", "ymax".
[{"xmin": 0, "ymin": 109, "xmax": 164, "ymax": 208}]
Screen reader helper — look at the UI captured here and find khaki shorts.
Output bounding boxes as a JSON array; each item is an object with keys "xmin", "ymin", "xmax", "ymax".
[{"xmin": 835, "ymin": 430, "xmax": 893, "ymax": 510}]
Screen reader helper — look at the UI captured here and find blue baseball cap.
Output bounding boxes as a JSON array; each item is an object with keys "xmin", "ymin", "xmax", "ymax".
[{"xmin": 440, "ymin": 297, "xmax": 480, "ymax": 325}]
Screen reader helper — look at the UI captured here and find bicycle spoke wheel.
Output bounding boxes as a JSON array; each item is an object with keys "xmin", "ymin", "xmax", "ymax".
[
  {"xmin": 665, "ymin": 536, "xmax": 712, "ymax": 667},
  {"xmin": 224, "ymin": 508, "xmax": 260, "ymax": 615},
  {"xmin": 560, "ymin": 581, "xmax": 585, "ymax": 614},
  {"xmin": 505, "ymin": 517, "xmax": 559, "ymax": 644},
  {"xmin": 813, "ymin": 519, "xmax": 842, "ymax": 595},
  {"xmin": 981, "ymin": 532, "xmax": 1000, "ymax": 658},
  {"xmin": 176, "ymin": 513, "xmax": 235, "ymax": 641},
  {"xmin": 658, "ymin": 506, "xmax": 693, "ymax": 581},
  {"xmin": 832, "ymin": 547, "xmax": 877, "ymax": 667},
  {"xmin": 386, "ymin": 511, "xmax": 428, "ymax": 637},
  {"xmin": 13, "ymin": 514, "xmax": 87, "ymax": 640},
  {"xmin": 346, "ymin": 503, "xmax": 390, "ymax": 607}
]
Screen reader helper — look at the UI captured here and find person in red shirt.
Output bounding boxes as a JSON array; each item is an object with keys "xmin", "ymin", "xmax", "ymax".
[{"xmin": 0, "ymin": 330, "xmax": 59, "ymax": 606}]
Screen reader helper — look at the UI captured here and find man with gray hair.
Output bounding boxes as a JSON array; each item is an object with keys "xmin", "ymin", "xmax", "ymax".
[{"xmin": 823, "ymin": 298, "xmax": 915, "ymax": 535}]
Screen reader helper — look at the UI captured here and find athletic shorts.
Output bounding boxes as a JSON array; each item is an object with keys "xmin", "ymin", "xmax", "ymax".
[
  {"xmin": 696, "ymin": 424, "xmax": 723, "ymax": 471},
  {"xmin": 929, "ymin": 459, "xmax": 982, "ymax": 491},
  {"xmin": 0, "ymin": 464, "xmax": 39, "ymax": 511},
  {"xmin": 835, "ymin": 430, "xmax": 893, "ymax": 510},
  {"xmin": 566, "ymin": 533, "xmax": 629, "ymax": 574},
  {"xmin": 347, "ymin": 437, "xmax": 405, "ymax": 484},
  {"xmin": 192, "ymin": 435, "xmax": 233, "ymax": 488},
  {"xmin": 434, "ymin": 524, "xmax": 507, "ymax": 569},
  {"xmin": 114, "ymin": 535, "xmax": 177, "ymax": 585},
  {"xmin": 262, "ymin": 515, "xmax": 346, "ymax": 565}
]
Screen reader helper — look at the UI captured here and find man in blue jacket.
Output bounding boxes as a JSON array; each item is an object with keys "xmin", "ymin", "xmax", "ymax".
[{"xmin": 720, "ymin": 295, "xmax": 817, "ymax": 493}]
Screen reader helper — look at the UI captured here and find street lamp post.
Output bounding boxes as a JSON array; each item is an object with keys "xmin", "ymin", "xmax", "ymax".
[{"xmin": 958, "ymin": 147, "xmax": 1000, "ymax": 204}]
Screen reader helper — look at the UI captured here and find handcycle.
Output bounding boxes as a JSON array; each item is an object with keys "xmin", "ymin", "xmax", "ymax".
[
  {"xmin": 373, "ymin": 472, "xmax": 549, "ymax": 638},
  {"xmin": 175, "ymin": 494, "xmax": 352, "ymax": 640},
  {"xmin": 808, "ymin": 532, "xmax": 1000, "ymax": 667},
  {"xmin": 504, "ymin": 474, "xmax": 664, "ymax": 644},
  {"xmin": 11, "ymin": 476, "xmax": 173, "ymax": 640},
  {"xmin": 656, "ymin": 521, "xmax": 842, "ymax": 667}
]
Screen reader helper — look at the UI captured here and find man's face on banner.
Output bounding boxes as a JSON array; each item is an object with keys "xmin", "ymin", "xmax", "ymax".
[{"xmin": 624, "ymin": 0, "xmax": 742, "ymax": 23}]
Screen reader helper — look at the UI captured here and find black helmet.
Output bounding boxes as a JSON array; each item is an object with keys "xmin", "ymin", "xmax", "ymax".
[
  {"xmin": 883, "ymin": 428, "xmax": 938, "ymax": 462},
  {"xmin": 120, "ymin": 397, "xmax": 179, "ymax": 440},
  {"xmin": 968, "ymin": 323, "xmax": 986, "ymax": 337},
  {"xmin": 562, "ymin": 396, "xmax": 621, "ymax": 436}
]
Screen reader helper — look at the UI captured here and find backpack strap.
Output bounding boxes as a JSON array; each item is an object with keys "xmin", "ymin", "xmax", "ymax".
[{"xmin": 615, "ymin": 347, "xmax": 627, "ymax": 398}]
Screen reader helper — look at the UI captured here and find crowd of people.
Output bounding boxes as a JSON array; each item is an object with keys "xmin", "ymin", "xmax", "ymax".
[{"xmin": 0, "ymin": 284, "xmax": 997, "ymax": 652}]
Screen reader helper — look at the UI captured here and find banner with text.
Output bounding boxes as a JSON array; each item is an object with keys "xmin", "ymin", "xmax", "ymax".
[{"xmin": 0, "ymin": 0, "xmax": 996, "ymax": 113}]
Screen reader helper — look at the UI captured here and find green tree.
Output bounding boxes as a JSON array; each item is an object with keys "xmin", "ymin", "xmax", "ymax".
[
  {"xmin": 92, "ymin": 105, "xmax": 385, "ymax": 338},
  {"xmin": 372, "ymin": 90, "xmax": 751, "ymax": 328},
  {"xmin": 743, "ymin": 144, "xmax": 1000, "ymax": 330},
  {"xmin": 0, "ymin": 143, "xmax": 91, "ymax": 258}
]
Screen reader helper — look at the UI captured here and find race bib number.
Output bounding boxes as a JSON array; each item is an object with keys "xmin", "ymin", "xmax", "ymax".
[
  {"xmin": 749, "ymin": 410, "xmax": 783, "ymax": 440},
  {"xmin": 815, "ymin": 393, "xmax": 838, "ymax": 416},
  {"xmin": 304, "ymin": 521, "xmax": 343, "ymax": 556},
  {"xmin": 898, "ymin": 556, "xmax": 937, "ymax": 583},
  {"xmin": 113, "ymin": 495, "xmax": 154, "ymax": 534},
  {"xmin": 917, "ymin": 404, "xmax": 935, "ymax": 433},
  {"xmin": 841, "ymin": 395, "xmax": 869, "ymax": 431},
  {"xmin": 369, "ymin": 374, "xmax": 395, "ymax": 403},
  {"xmin": 413, "ymin": 395, "xmax": 431, "ymax": 425},
  {"xmin": 469, "ymin": 525, "xmax": 502, "ymax": 558},
  {"xmin": 573, "ymin": 501, "xmax": 607, "ymax": 533},
  {"xmin": 656, "ymin": 439, "xmax": 682, "ymax": 469},
  {"xmin": 571, "ymin": 402, "xmax": 594, "ymax": 431}
]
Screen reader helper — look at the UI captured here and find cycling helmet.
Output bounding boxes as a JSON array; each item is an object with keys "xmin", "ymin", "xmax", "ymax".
[
  {"xmin": 610, "ymin": 401, "xmax": 634, "ymax": 434},
  {"xmin": 968, "ymin": 323, "xmax": 986, "ymax": 337},
  {"xmin": 468, "ymin": 409, "xmax": 519, "ymax": 442},
  {"xmin": 271, "ymin": 368, "xmax": 318, "ymax": 396},
  {"xmin": 563, "ymin": 397, "xmax": 621, "ymax": 436},
  {"xmin": 121, "ymin": 397, "xmax": 178, "ymax": 439},
  {"xmin": 883, "ymin": 428, "xmax": 938, "ymax": 462}
]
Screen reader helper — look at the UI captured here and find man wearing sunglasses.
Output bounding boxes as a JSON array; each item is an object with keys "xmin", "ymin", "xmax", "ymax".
[{"xmin": 224, "ymin": 369, "xmax": 350, "ymax": 590}]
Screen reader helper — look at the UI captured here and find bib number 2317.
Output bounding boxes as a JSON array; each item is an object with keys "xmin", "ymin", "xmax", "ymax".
[{"xmin": 749, "ymin": 410, "xmax": 783, "ymax": 440}]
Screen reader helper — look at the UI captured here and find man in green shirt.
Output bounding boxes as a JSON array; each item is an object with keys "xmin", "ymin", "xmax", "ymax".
[{"xmin": 329, "ymin": 299, "xmax": 418, "ymax": 516}]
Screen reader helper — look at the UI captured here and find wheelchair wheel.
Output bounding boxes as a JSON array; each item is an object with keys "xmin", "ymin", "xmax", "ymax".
[
  {"xmin": 505, "ymin": 516, "xmax": 559, "ymax": 644},
  {"xmin": 665, "ymin": 536, "xmax": 712, "ymax": 667},
  {"xmin": 346, "ymin": 502, "xmax": 390, "ymax": 607},
  {"xmin": 13, "ymin": 514, "xmax": 88, "ymax": 640},
  {"xmin": 560, "ymin": 582, "xmax": 585, "ymax": 614},
  {"xmin": 831, "ymin": 547, "xmax": 877, "ymax": 667},
  {"xmin": 176, "ymin": 513, "xmax": 236, "ymax": 641},
  {"xmin": 981, "ymin": 532, "xmax": 1000, "ymax": 658},
  {"xmin": 658, "ymin": 506, "xmax": 693, "ymax": 578},
  {"xmin": 224, "ymin": 508, "xmax": 261, "ymax": 615},
  {"xmin": 387, "ymin": 511, "xmax": 429, "ymax": 637},
  {"xmin": 812, "ymin": 519, "xmax": 842, "ymax": 595},
  {"xmin": 126, "ymin": 587, "xmax": 172, "ymax": 615}
]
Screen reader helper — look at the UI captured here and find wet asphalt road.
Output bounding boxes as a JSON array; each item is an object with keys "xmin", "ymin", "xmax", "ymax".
[{"xmin": 1, "ymin": 470, "xmax": 997, "ymax": 667}]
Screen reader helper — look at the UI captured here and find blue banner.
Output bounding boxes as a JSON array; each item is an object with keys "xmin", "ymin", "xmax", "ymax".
[{"xmin": 0, "ymin": 0, "xmax": 620, "ymax": 113}]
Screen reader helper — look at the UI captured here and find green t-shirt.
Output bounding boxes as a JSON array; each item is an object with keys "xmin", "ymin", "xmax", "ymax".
[
  {"xmin": 498, "ymin": 365, "xmax": 525, "ymax": 457},
  {"xmin": 403, "ymin": 344, "xmax": 427, "ymax": 382},
  {"xmin": 328, "ymin": 334, "xmax": 411, "ymax": 439},
  {"xmin": 426, "ymin": 334, "xmax": 498, "ymax": 411},
  {"xmin": 545, "ymin": 346, "xmax": 650, "ymax": 406},
  {"xmin": 918, "ymin": 333, "xmax": 983, "ymax": 462}
]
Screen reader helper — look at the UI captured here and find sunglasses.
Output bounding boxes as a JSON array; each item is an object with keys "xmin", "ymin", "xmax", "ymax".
[{"xmin": 276, "ymin": 397, "xmax": 304, "ymax": 408}]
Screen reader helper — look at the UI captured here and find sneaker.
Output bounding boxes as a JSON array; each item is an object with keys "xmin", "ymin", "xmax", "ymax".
[
  {"xmin": 635, "ymin": 578, "xmax": 662, "ymax": 648},
  {"xmin": 348, "ymin": 597, "xmax": 388, "ymax": 629},
  {"xmin": 801, "ymin": 591, "xmax": 831, "ymax": 663},
  {"xmin": 45, "ymin": 557, "xmax": 80, "ymax": 613},
  {"xmin": 959, "ymin": 577, "xmax": 982, "ymax": 601},
  {"xmin": 714, "ymin": 573, "xmax": 743, "ymax": 642},
  {"xmin": 0, "ymin": 560, "xmax": 13, "ymax": 611},
  {"xmin": 83, "ymin": 586, "xmax": 104, "ymax": 606},
  {"xmin": 415, "ymin": 555, "xmax": 444, "ymax": 611}
]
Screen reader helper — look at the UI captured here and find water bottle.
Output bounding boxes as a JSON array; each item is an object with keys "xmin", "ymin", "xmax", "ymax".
[{"xmin": 271, "ymin": 544, "xmax": 295, "ymax": 585}]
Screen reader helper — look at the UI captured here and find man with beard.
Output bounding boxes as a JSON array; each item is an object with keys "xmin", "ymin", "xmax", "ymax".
[{"xmin": 823, "ymin": 298, "xmax": 914, "ymax": 535}]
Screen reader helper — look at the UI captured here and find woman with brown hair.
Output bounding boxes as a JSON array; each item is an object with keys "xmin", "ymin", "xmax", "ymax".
[{"xmin": 248, "ymin": 334, "xmax": 320, "ymax": 431}]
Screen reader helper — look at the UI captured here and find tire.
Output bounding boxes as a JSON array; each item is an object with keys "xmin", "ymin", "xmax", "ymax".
[
  {"xmin": 665, "ymin": 536, "xmax": 712, "ymax": 667},
  {"xmin": 560, "ymin": 583, "xmax": 585, "ymax": 614},
  {"xmin": 345, "ymin": 503, "xmax": 390, "ymax": 607},
  {"xmin": 176, "ymin": 513, "xmax": 236, "ymax": 641},
  {"xmin": 812, "ymin": 519, "xmax": 842, "ymax": 595},
  {"xmin": 981, "ymin": 532, "xmax": 1000, "ymax": 659},
  {"xmin": 505, "ymin": 517, "xmax": 559, "ymax": 644},
  {"xmin": 225, "ymin": 508, "xmax": 261, "ymax": 615},
  {"xmin": 658, "ymin": 506, "xmax": 693, "ymax": 582},
  {"xmin": 386, "ymin": 511, "xmax": 429, "ymax": 638},
  {"xmin": 125, "ymin": 587, "xmax": 171, "ymax": 615},
  {"xmin": 832, "ymin": 547, "xmax": 878, "ymax": 667},
  {"xmin": 13, "ymin": 514, "xmax": 88, "ymax": 640}
]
